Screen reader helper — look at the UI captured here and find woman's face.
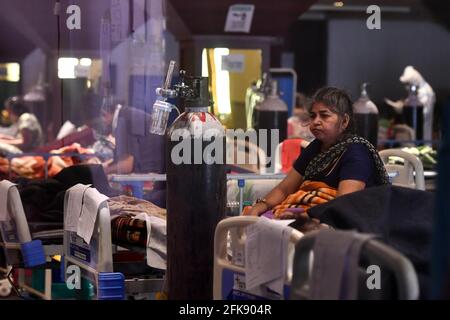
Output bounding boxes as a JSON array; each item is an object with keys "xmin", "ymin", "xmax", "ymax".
[{"xmin": 309, "ymin": 102, "xmax": 348, "ymax": 145}]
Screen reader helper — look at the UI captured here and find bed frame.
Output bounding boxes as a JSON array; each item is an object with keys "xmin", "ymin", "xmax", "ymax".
[
  {"xmin": 0, "ymin": 180, "xmax": 61, "ymax": 300},
  {"xmin": 62, "ymin": 186, "xmax": 164, "ymax": 300},
  {"xmin": 213, "ymin": 216, "xmax": 303, "ymax": 300}
]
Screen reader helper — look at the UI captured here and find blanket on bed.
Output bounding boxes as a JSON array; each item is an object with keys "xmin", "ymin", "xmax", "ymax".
[
  {"xmin": 307, "ymin": 185, "xmax": 434, "ymax": 299},
  {"xmin": 0, "ymin": 143, "xmax": 100, "ymax": 179},
  {"xmin": 108, "ymin": 195, "xmax": 166, "ymax": 220}
]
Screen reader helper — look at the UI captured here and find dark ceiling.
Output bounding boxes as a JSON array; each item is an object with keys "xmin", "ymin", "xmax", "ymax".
[
  {"xmin": 0, "ymin": 0, "xmax": 317, "ymax": 60},
  {"xmin": 422, "ymin": 0, "xmax": 450, "ymax": 30},
  {"xmin": 0, "ymin": 0, "xmax": 111, "ymax": 60},
  {"xmin": 169, "ymin": 0, "xmax": 317, "ymax": 36},
  {"xmin": 0, "ymin": 0, "xmax": 449, "ymax": 61}
]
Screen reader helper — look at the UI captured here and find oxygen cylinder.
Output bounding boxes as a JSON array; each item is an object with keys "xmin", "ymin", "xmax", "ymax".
[
  {"xmin": 403, "ymin": 84, "xmax": 424, "ymax": 142},
  {"xmin": 166, "ymin": 74, "xmax": 226, "ymax": 299},
  {"xmin": 353, "ymin": 83, "xmax": 379, "ymax": 147},
  {"xmin": 253, "ymin": 80, "xmax": 288, "ymax": 160}
]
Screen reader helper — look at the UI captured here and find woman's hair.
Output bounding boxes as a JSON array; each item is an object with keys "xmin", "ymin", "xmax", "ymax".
[
  {"xmin": 311, "ymin": 86, "xmax": 355, "ymax": 134},
  {"xmin": 5, "ymin": 96, "xmax": 29, "ymax": 117}
]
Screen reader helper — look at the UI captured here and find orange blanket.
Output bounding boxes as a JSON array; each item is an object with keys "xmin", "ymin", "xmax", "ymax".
[
  {"xmin": 242, "ymin": 180, "xmax": 337, "ymax": 219},
  {"xmin": 0, "ymin": 143, "xmax": 99, "ymax": 179},
  {"xmin": 271, "ymin": 181, "xmax": 336, "ymax": 218}
]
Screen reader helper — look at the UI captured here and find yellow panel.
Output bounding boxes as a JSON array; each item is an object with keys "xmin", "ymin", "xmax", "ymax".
[
  {"xmin": 228, "ymin": 49, "xmax": 262, "ymax": 129},
  {"xmin": 228, "ymin": 49, "xmax": 262, "ymax": 104},
  {"xmin": 202, "ymin": 48, "xmax": 262, "ymax": 129}
]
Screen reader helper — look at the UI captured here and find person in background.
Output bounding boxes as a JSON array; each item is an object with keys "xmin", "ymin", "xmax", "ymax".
[
  {"xmin": 288, "ymin": 92, "xmax": 315, "ymax": 144},
  {"xmin": 102, "ymin": 103, "xmax": 166, "ymax": 207},
  {"xmin": 102, "ymin": 104, "xmax": 164, "ymax": 175},
  {"xmin": 0, "ymin": 96, "xmax": 43, "ymax": 155},
  {"xmin": 80, "ymin": 91, "xmax": 117, "ymax": 163},
  {"xmin": 244, "ymin": 87, "xmax": 389, "ymax": 218},
  {"xmin": 277, "ymin": 93, "xmax": 314, "ymax": 173}
]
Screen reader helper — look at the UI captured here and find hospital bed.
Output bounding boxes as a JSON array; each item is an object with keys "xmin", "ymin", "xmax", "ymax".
[
  {"xmin": 62, "ymin": 185, "xmax": 165, "ymax": 300},
  {"xmin": 0, "ymin": 180, "xmax": 164, "ymax": 300},
  {"xmin": 213, "ymin": 217, "xmax": 420, "ymax": 300},
  {"xmin": 0, "ymin": 180, "xmax": 62, "ymax": 300},
  {"xmin": 213, "ymin": 216, "xmax": 303, "ymax": 300},
  {"xmin": 290, "ymin": 229, "xmax": 420, "ymax": 300}
]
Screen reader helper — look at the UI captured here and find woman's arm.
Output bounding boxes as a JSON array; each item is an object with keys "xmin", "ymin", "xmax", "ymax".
[
  {"xmin": 336, "ymin": 144, "xmax": 374, "ymax": 197},
  {"xmin": 244, "ymin": 169, "xmax": 304, "ymax": 216},
  {"xmin": 1, "ymin": 128, "xmax": 32, "ymax": 148},
  {"xmin": 0, "ymin": 133, "xmax": 15, "ymax": 140},
  {"xmin": 336, "ymin": 179, "xmax": 366, "ymax": 197},
  {"xmin": 0, "ymin": 137, "xmax": 23, "ymax": 145}
]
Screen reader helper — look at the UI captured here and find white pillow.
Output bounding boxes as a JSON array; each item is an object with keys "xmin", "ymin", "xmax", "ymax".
[{"xmin": 56, "ymin": 120, "xmax": 76, "ymax": 140}]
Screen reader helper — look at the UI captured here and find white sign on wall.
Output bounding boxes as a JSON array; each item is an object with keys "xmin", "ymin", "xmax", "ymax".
[
  {"xmin": 222, "ymin": 54, "xmax": 245, "ymax": 73},
  {"xmin": 224, "ymin": 4, "xmax": 255, "ymax": 33}
]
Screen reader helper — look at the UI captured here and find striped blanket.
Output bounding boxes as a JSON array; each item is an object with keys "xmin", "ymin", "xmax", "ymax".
[
  {"xmin": 243, "ymin": 180, "xmax": 337, "ymax": 219},
  {"xmin": 272, "ymin": 180, "xmax": 336, "ymax": 218}
]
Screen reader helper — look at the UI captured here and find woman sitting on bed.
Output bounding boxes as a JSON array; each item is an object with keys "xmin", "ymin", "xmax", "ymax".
[{"xmin": 244, "ymin": 87, "xmax": 389, "ymax": 219}]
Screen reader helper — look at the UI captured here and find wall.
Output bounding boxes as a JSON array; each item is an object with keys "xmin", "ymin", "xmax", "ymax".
[
  {"xmin": 22, "ymin": 48, "xmax": 46, "ymax": 95},
  {"xmin": 290, "ymin": 20, "xmax": 328, "ymax": 95},
  {"xmin": 110, "ymin": 27, "xmax": 179, "ymax": 108},
  {"xmin": 327, "ymin": 19, "xmax": 450, "ymax": 107}
]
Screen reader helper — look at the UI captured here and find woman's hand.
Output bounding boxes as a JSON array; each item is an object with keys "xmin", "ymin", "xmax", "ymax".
[
  {"xmin": 242, "ymin": 169, "xmax": 304, "ymax": 217},
  {"xmin": 242, "ymin": 202, "xmax": 269, "ymax": 216}
]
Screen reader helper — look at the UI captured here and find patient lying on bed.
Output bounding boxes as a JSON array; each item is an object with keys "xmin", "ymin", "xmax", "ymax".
[
  {"xmin": 13, "ymin": 165, "xmax": 166, "ymax": 252},
  {"xmin": 108, "ymin": 195, "xmax": 166, "ymax": 248}
]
